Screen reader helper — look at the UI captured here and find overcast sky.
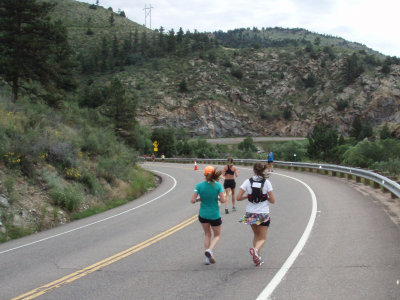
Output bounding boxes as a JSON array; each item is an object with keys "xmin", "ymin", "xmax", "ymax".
[{"xmin": 82, "ymin": 0, "xmax": 400, "ymax": 57}]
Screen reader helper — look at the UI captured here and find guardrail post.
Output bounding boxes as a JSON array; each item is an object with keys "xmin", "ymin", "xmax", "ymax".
[{"xmin": 356, "ymin": 176, "xmax": 361, "ymax": 183}]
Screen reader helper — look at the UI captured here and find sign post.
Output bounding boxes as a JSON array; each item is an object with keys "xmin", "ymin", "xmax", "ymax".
[{"xmin": 153, "ymin": 141, "xmax": 159, "ymax": 153}]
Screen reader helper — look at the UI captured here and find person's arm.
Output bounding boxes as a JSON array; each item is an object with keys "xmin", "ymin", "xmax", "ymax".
[
  {"xmin": 190, "ymin": 192, "xmax": 199, "ymax": 204},
  {"xmin": 268, "ymin": 191, "xmax": 275, "ymax": 204},
  {"xmin": 234, "ymin": 166, "xmax": 239, "ymax": 178},
  {"xmin": 218, "ymin": 191, "xmax": 226, "ymax": 203},
  {"xmin": 236, "ymin": 188, "xmax": 247, "ymax": 201}
]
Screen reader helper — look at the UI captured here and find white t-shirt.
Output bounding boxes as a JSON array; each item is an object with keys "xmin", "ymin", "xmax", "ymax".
[{"xmin": 240, "ymin": 175, "xmax": 273, "ymax": 214}]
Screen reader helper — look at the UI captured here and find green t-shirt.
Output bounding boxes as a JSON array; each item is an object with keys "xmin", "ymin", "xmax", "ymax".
[{"xmin": 194, "ymin": 181, "xmax": 223, "ymax": 220}]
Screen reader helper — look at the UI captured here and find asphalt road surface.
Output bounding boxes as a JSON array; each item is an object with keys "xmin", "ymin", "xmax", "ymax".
[
  {"xmin": 205, "ymin": 137, "xmax": 306, "ymax": 144},
  {"xmin": 0, "ymin": 162, "xmax": 399, "ymax": 300}
]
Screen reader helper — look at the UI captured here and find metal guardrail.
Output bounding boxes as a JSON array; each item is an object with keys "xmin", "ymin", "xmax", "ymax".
[{"xmin": 142, "ymin": 157, "xmax": 400, "ymax": 199}]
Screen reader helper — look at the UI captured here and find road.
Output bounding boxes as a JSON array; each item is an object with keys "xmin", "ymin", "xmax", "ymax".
[
  {"xmin": 205, "ymin": 137, "xmax": 306, "ymax": 144},
  {"xmin": 0, "ymin": 162, "xmax": 399, "ymax": 299}
]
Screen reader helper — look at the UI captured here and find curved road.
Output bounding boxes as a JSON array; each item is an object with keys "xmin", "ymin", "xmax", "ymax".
[{"xmin": 0, "ymin": 163, "xmax": 399, "ymax": 299}]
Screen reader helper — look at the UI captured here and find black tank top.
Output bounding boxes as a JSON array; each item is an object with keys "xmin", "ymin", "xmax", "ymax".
[{"xmin": 226, "ymin": 165, "xmax": 234, "ymax": 175}]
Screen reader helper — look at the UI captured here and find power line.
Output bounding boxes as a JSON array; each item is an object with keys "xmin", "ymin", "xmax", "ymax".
[{"xmin": 143, "ymin": 4, "xmax": 154, "ymax": 29}]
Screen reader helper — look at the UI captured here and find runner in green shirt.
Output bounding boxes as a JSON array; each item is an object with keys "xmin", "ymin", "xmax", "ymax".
[{"xmin": 190, "ymin": 166, "xmax": 226, "ymax": 265}]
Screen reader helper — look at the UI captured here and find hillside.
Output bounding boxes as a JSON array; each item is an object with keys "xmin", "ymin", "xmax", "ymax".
[
  {"xmin": 212, "ymin": 27, "xmax": 384, "ymax": 57},
  {"xmin": 48, "ymin": 0, "xmax": 400, "ymax": 138}
]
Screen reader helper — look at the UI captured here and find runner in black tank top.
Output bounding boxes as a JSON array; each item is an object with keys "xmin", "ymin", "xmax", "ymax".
[{"xmin": 223, "ymin": 157, "xmax": 239, "ymax": 214}]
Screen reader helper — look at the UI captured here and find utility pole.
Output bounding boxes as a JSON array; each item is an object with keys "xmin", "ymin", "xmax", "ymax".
[{"xmin": 143, "ymin": 4, "xmax": 154, "ymax": 29}]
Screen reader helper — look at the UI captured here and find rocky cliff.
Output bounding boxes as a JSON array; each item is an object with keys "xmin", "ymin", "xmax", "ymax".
[{"xmin": 134, "ymin": 48, "xmax": 400, "ymax": 138}]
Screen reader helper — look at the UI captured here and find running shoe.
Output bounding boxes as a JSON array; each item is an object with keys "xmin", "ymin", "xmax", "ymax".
[
  {"xmin": 205, "ymin": 257, "xmax": 211, "ymax": 265},
  {"xmin": 249, "ymin": 247, "xmax": 261, "ymax": 266},
  {"xmin": 205, "ymin": 249, "xmax": 216, "ymax": 264},
  {"xmin": 256, "ymin": 257, "xmax": 264, "ymax": 267},
  {"xmin": 232, "ymin": 206, "xmax": 237, "ymax": 211},
  {"xmin": 225, "ymin": 208, "xmax": 229, "ymax": 214}
]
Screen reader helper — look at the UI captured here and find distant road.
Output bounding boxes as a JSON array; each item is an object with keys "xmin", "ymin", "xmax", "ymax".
[{"xmin": 205, "ymin": 136, "xmax": 306, "ymax": 144}]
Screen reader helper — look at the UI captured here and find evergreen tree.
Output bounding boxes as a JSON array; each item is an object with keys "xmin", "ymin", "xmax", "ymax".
[
  {"xmin": 176, "ymin": 27, "xmax": 184, "ymax": 44},
  {"xmin": 104, "ymin": 78, "xmax": 137, "ymax": 139},
  {"xmin": 158, "ymin": 26, "xmax": 166, "ymax": 53},
  {"xmin": 167, "ymin": 29, "xmax": 176, "ymax": 53},
  {"xmin": 151, "ymin": 128, "xmax": 177, "ymax": 157},
  {"xmin": 307, "ymin": 124, "xmax": 339, "ymax": 161},
  {"xmin": 109, "ymin": 12, "xmax": 114, "ymax": 26},
  {"xmin": 133, "ymin": 29, "xmax": 139, "ymax": 53},
  {"xmin": 100, "ymin": 36, "xmax": 109, "ymax": 71},
  {"xmin": 342, "ymin": 53, "xmax": 364, "ymax": 85},
  {"xmin": 140, "ymin": 31, "xmax": 148, "ymax": 56},
  {"xmin": 350, "ymin": 116, "xmax": 363, "ymax": 140},
  {"xmin": 380, "ymin": 123, "xmax": 392, "ymax": 139},
  {"xmin": 0, "ymin": 0, "xmax": 75, "ymax": 103}
]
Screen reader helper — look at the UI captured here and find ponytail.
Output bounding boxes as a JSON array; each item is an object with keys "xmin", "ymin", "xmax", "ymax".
[{"xmin": 253, "ymin": 162, "xmax": 269, "ymax": 179}]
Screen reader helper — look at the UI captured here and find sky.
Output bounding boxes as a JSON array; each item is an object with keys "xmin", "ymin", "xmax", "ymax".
[{"xmin": 82, "ymin": 0, "xmax": 400, "ymax": 57}]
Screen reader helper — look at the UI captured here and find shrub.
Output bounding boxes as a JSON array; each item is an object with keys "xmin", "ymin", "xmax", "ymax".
[
  {"xmin": 96, "ymin": 151, "xmax": 133, "ymax": 182},
  {"xmin": 129, "ymin": 168, "xmax": 155, "ymax": 199},
  {"xmin": 80, "ymin": 172, "xmax": 103, "ymax": 195},
  {"xmin": 178, "ymin": 79, "xmax": 188, "ymax": 92},
  {"xmin": 48, "ymin": 142, "xmax": 75, "ymax": 168},
  {"xmin": 81, "ymin": 126, "xmax": 119, "ymax": 156},
  {"xmin": 231, "ymin": 67, "xmax": 243, "ymax": 79},
  {"xmin": 336, "ymin": 99, "xmax": 348, "ymax": 111},
  {"xmin": 283, "ymin": 107, "xmax": 292, "ymax": 120},
  {"xmin": 274, "ymin": 141, "xmax": 307, "ymax": 161},
  {"xmin": 49, "ymin": 185, "xmax": 83, "ymax": 212},
  {"xmin": 341, "ymin": 140, "xmax": 381, "ymax": 168},
  {"xmin": 379, "ymin": 123, "xmax": 392, "ymax": 139},
  {"xmin": 372, "ymin": 158, "xmax": 400, "ymax": 175}
]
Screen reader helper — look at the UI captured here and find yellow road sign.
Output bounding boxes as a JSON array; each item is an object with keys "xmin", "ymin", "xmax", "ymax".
[
  {"xmin": 154, "ymin": 147, "xmax": 158, "ymax": 152},
  {"xmin": 153, "ymin": 141, "xmax": 159, "ymax": 147}
]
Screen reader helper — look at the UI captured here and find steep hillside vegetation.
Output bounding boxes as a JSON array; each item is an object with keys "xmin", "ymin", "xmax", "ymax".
[{"xmin": 47, "ymin": 0, "xmax": 400, "ymax": 138}]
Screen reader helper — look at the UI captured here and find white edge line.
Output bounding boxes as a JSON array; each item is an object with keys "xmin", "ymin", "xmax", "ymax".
[
  {"xmin": 256, "ymin": 172, "xmax": 318, "ymax": 300},
  {"xmin": 0, "ymin": 170, "xmax": 176, "ymax": 255}
]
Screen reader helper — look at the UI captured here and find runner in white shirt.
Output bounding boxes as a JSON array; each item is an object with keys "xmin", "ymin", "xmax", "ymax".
[{"xmin": 237, "ymin": 162, "xmax": 275, "ymax": 266}]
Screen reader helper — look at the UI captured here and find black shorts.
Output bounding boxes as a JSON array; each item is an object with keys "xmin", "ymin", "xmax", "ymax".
[
  {"xmin": 198, "ymin": 215, "xmax": 222, "ymax": 226},
  {"xmin": 260, "ymin": 219, "xmax": 271, "ymax": 227},
  {"xmin": 224, "ymin": 179, "xmax": 236, "ymax": 189}
]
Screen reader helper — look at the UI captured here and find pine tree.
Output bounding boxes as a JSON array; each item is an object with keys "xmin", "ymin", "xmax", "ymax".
[
  {"xmin": 0, "ymin": 0, "xmax": 75, "ymax": 103},
  {"xmin": 307, "ymin": 124, "xmax": 339, "ymax": 161},
  {"xmin": 167, "ymin": 29, "xmax": 176, "ymax": 53},
  {"xmin": 109, "ymin": 12, "xmax": 114, "ymax": 26},
  {"xmin": 105, "ymin": 78, "xmax": 137, "ymax": 139}
]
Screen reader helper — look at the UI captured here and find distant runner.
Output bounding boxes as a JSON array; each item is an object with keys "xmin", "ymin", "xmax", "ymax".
[
  {"xmin": 267, "ymin": 151, "xmax": 274, "ymax": 172},
  {"xmin": 222, "ymin": 157, "xmax": 239, "ymax": 214}
]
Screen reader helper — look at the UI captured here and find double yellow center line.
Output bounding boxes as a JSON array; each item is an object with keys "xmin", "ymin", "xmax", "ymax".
[{"xmin": 13, "ymin": 214, "xmax": 198, "ymax": 300}]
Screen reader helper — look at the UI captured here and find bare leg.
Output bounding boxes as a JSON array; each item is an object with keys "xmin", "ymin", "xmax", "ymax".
[
  {"xmin": 201, "ymin": 223, "xmax": 221, "ymax": 251},
  {"xmin": 209, "ymin": 225, "xmax": 221, "ymax": 251},
  {"xmin": 201, "ymin": 223, "xmax": 212, "ymax": 249},
  {"xmin": 250, "ymin": 225, "xmax": 268, "ymax": 254},
  {"xmin": 224, "ymin": 188, "xmax": 231, "ymax": 208},
  {"xmin": 231, "ymin": 187, "xmax": 236, "ymax": 208}
]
